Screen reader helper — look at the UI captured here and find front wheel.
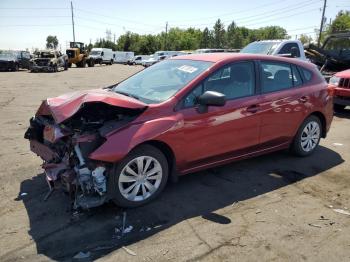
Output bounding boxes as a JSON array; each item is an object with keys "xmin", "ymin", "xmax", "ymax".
[
  {"xmin": 108, "ymin": 145, "xmax": 168, "ymax": 208},
  {"xmin": 290, "ymin": 115, "xmax": 322, "ymax": 157}
]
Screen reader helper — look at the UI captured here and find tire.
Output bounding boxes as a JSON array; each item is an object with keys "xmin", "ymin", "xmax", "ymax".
[
  {"xmin": 110, "ymin": 59, "xmax": 113, "ymax": 65},
  {"xmin": 88, "ymin": 59, "xmax": 95, "ymax": 67},
  {"xmin": 15, "ymin": 64, "xmax": 19, "ymax": 71},
  {"xmin": 108, "ymin": 144, "xmax": 168, "ymax": 208},
  {"xmin": 64, "ymin": 62, "xmax": 68, "ymax": 70},
  {"xmin": 334, "ymin": 104, "xmax": 346, "ymax": 111},
  {"xmin": 290, "ymin": 115, "xmax": 322, "ymax": 157},
  {"xmin": 68, "ymin": 63, "xmax": 72, "ymax": 68},
  {"xmin": 53, "ymin": 65, "xmax": 58, "ymax": 72}
]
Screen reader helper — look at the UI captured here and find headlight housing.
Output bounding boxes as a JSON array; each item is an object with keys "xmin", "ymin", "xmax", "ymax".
[{"xmin": 329, "ymin": 76, "xmax": 340, "ymax": 86}]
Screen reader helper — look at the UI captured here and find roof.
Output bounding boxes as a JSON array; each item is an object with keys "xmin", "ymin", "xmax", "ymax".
[{"xmin": 171, "ymin": 53, "xmax": 312, "ymax": 67}]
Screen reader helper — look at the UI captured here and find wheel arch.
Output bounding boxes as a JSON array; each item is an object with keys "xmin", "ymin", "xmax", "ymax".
[
  {"xmin": 138, "ymin": 140, "xmax": 178, "ymax": 183},
  {"xmin": 309, "ymin": 111, "xmax": 327, "ymax": 138}
]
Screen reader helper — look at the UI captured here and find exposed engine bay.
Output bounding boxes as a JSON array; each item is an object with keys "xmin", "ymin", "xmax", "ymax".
[{"xmin": 24, "ymin": 102, "xmax": 144, "ymax": 209}]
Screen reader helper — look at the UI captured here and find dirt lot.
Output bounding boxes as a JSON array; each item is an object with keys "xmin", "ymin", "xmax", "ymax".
[{"xmin": 0, "ymin": 65, "xmax": 349, "ymax": 262}]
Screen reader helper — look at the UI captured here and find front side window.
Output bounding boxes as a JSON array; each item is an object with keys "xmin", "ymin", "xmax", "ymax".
[
  {"xmin": 114, "ymin": 59, "xmax": 213, "ymax": 104},
  {"xmin": 278, "ymin": 43, "xmax": 300, "ymax": 57},
  {"xmin": 183, "ymin": 61, "xmax": 256, "ymax": 108},
  {"xmin": 260, "ymin": 61, "xmax": 297, "ymax": 93}
]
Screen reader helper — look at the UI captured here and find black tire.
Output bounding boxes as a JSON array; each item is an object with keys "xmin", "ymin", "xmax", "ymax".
[
  {"xmin": 108, "ymin": 144, "xmax": 168, "ymax": 208},
  {"xmin": 334, "ymin": 104, "xmax": 346, "ymax": 111},
  {"xmin": 64, "ymin": 61, "xmax": 68, "ymax": 70},
  {"xmin": 68, "ymin": 63, "xmax": 72, "ymax": 68},
  {"xmin": 53, "ymin": 65, "xmax": 58, "ymax": 72},
  {"xmin": 290, "ymin": 115, "xmax": 322, "ymax": 157},
  {"xmin": 88, "ymin": 59, "xmax": 95, "ymax": 67}
]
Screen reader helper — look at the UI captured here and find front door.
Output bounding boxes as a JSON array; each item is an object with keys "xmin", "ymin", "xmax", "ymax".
[{"xmin": 179, "ymin": 61, "xmax": 261, "ymax": 170}]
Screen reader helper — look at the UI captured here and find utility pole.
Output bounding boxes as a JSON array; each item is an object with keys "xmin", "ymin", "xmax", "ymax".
[
  {"xmin": 70, "ymin": 1, "xmax": 76, "ymax": 43},
  {"xmin": 164, "ymin": 22, "xmax": 168, "ymax": 50},
  {"xmin": 317, "ymin": 0, "xmax": 327, "ymax": 47}
]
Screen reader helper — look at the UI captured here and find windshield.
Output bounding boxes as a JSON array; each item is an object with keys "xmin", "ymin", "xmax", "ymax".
[
  {"xmin": 113, "ymin": 59, "xmax": 213, "ymax": 104},
  {"xmin": 0, "ymin": 52, "xmax": 15, "ymax": 59},
  {"xmin": 35, "ymin": 52, "xmax": 54, "ymax": 58},
  {"xmin": 241, "ymin": 42, "xmax": 278, "ymax": 55},
  {"xmin": 324, "ymin": 37, "xmax": 350, "ymax": 58},
  {"xmin": 90, "ymin": 51, "xmax": 101, "ymax": 55}
]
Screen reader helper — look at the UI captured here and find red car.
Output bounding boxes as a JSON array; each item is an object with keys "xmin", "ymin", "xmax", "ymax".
[
  {"xmin": 329, "ymin": 69, "xmax": 350, "ymax": 111},
  {"xmin": 25, "ymin": 53, "xmax": 333, "ymax": 208}
]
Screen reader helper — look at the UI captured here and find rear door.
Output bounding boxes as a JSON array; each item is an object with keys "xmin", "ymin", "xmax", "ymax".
[{"xmin": 258, "ymin": 60, "xmax": 306, "ymax": 147}]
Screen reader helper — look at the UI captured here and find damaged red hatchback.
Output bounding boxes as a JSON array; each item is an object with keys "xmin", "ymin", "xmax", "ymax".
[{"xmin": 25, "ymin": 53, "xmax": 333, "ymax": 208}]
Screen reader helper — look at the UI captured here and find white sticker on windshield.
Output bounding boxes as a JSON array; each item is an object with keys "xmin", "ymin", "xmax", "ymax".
[{"xmin": 177, "ymin": 65, "xmax": 198, "ymax": 73}]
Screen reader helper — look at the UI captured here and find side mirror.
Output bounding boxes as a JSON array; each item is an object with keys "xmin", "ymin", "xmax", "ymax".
[
  {"xmin": 290, "ymin": 47, "xmax": 299, "ymax": 58},
  {"xmin": 197, "ymin": 91, "xmax": 226, "ymax": 113}
]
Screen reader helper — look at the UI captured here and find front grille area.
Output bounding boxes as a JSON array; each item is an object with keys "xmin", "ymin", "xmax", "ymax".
[{"xmin": 339, "ymin": 78, "xmax": 350, "ymax": 89}]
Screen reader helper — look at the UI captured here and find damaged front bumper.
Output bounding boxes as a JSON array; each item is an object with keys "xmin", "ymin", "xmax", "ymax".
[
  {"xmin": 25, "ymin": 116, "xmax": 110, "ymax": 209},
  {"xmin": 31, "ymin": 65, "xmax": 56, "ymax": 72}
]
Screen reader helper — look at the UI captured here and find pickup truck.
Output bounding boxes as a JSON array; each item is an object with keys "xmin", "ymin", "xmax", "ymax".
[{"xmin": 240, "ymin": 40, "xmax": 307, "ymax": 60}]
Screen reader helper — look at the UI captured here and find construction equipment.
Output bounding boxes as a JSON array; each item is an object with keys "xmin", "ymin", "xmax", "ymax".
[{"xmin": 66, "ymin": 42, "xmax": 94, "ymax": 68}]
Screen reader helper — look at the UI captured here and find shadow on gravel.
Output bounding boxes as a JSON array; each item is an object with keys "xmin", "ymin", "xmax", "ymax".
[
  {"xmin": 14, "ymin": 146, "xmax": 343, "ymax": 261},
  {"xmin": 334, "ymin": 108, "xmax": 350, "ymax": 120}
]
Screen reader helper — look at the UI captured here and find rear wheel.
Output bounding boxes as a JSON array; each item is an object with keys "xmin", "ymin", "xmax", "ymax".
[
  {"xmin": 290, "ymin": 115, "xmax": 321, "ymax": 157},
  {"xmin": 109, "ymin": 145, "xmax": 168, "ymax": 208}
]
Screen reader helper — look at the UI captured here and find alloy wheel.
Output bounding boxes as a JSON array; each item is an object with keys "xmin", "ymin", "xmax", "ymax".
[
  {"xmin": 118, "ymin": 156, "xmax": 163, "ymax": 202},
  {"xmin": 300, "ymin": 121, "xmax": 320, "ymax": 152}
]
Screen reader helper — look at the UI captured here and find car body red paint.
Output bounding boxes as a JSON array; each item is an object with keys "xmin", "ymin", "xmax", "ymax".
[
  {"xmin": 84, "ymin": 54, "xmax": 332, "ymax": 175},
  {"xmin": 329, "ymin": 69, "xmax": 350, "ymax": 107}
]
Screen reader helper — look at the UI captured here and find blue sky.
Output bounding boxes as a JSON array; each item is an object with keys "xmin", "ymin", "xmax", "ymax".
[{"xmin": 0, "ymin": 0, "xmax": 349, "ymax": 50}]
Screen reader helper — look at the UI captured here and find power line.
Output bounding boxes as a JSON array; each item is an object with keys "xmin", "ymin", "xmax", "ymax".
[
  {"xmin": 171, "ymin": 0, "xmax": 321, "ymax": 27},
  {"xmin": 74, "ymin": 8, "xmax": 158, "ymax": 28}
]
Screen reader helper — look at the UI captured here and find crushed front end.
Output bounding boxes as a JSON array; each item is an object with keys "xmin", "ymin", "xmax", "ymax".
[{"xmin": 24, "ymin": 99, "xmax": 144, "ymax": 209}]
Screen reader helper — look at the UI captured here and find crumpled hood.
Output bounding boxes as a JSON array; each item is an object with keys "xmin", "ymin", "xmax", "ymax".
[{"xmin": 36, "ymin": 88, "xmax": 147, "ymax": 123}]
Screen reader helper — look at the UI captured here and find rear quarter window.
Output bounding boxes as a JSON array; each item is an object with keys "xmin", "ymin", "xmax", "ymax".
[{"xmin": 301, "ymin": 68, "xmax": 313, "ymax": 82}]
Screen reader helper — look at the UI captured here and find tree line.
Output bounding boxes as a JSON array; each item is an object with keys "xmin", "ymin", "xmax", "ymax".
[
  {"xmin": 44, "ymin": 11, "xmax": 349, "ymax": 55},
  {"xmin": 90, "ymin": 19, "xmax": 288, "ymax": 55}
]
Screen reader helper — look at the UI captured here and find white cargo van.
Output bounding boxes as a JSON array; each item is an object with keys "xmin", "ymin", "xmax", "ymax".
[
  {"xmin": 113, "ymin": 51, "xmax": 135, "ymax": 64},
  {"xmin": 89, "ymin": 48, "xmax": 114, "ymax": 65}
]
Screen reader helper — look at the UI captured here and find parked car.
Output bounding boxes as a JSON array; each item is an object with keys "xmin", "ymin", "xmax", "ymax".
[
  {"xmin": 329, "ymin": 69, "xmax": 350, "ymax": 110},
  {"xmin": 30, "ymin": 50, "xmax": 68, "ymax": 72},
  {"xmin": 142, "ymin": 51, "xmax": 186, "ymax": 67},
  {"xmin": 241, "ymin": 40, "xmax": 307, "ymax": 60},
  {"xmin": 25, "ymin": 53, "xmax": 333, "ymax": 209},
  {"xmin": 89, "ymin": 48, "xmax": 114, "ymax": 65},
  {"xmin": 134, "ymin": 55, "xmax": 149, "ymax": 65},
  {"xmin": 0, "ymin": 51, "xmax": 20, "ymax": 71}
]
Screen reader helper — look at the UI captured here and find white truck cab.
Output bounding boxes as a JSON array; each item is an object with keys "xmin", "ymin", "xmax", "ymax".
[{"xmin": 240, "ymin": 40, "xmax": 307, "ymax": 60}]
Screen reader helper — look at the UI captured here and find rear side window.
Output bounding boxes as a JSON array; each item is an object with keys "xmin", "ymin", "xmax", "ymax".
[{"xmin": 260, "ymin": 61, "xmax": 294, "ymax": 93}]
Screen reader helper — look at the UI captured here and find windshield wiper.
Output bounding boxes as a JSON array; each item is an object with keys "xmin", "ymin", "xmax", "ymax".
[{"xmin": 115, "ymin": 90, "xmax": 140, "ymax": 100}]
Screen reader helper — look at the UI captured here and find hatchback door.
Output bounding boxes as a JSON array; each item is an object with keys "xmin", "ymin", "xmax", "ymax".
[
  {"xmin": 257, "ymin": 60, "xmax": 307, "ymax": 148},
  {"xmin": 179, "ymin": 61, "xmax": 261, "ymax": 170}
]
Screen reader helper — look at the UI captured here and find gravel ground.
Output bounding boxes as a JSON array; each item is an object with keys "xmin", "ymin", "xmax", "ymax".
[{"xmin": 0, "ymin": 64, "xmax": 349, "ymax": 262}]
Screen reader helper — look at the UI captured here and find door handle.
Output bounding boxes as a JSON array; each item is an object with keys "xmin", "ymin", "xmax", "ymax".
[
  {"xmin": 299, "ymin": 96, "xmax": 308, "ymax": 103},
  {"xmin": 246, "ymin": 104, "xmax": 260, "ymax": 113}
]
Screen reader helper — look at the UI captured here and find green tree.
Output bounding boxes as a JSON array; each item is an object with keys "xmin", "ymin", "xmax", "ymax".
[
  {"xmin": 329, "ymin": 10, "xmax": 350, "ymax": 33},
  {"xmin": 213, "ymin": 19, "xmax": 225, "ymax": 48},
  {"xmin": 46, "ymin": 35, "xmax": 58, "ymax": 49},
  {"xmin": 299, "ymin": 34, "xmax": 313, "ymax": 44}
]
